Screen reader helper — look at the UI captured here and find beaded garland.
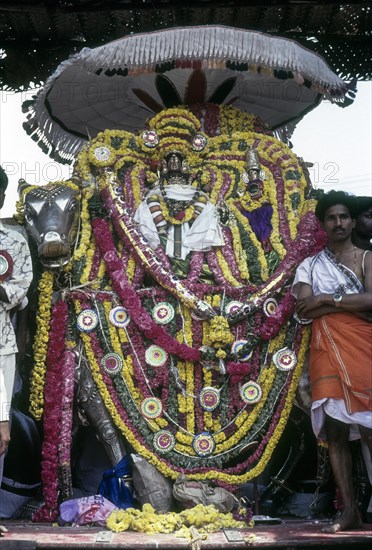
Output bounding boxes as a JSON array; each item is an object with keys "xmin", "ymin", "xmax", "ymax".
[{"xmin": 25, "ymin": 105, "xmax": 325, "ymax": 516}]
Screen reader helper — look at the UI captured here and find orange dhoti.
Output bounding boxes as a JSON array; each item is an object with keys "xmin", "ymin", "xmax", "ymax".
[{"xmin": 310, "ymin": 313, "xmax": 372, "ymax": 414}]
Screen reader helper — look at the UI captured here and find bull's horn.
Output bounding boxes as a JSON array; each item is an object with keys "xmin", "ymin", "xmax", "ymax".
[{"xmin": 18, "ymin": 178, "xmax": 31, "ymax": 196}]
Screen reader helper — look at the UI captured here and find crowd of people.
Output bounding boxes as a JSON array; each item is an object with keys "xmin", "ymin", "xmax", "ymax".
[{"xmin": 0, "ymin": 157, "xmax": 371, "ymax": 534}]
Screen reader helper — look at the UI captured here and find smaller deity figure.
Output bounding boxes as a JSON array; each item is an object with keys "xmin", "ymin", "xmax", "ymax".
[
  {"xmin": 134, "ymin": 151, "xmax": 224, "ymax": 262},
  {"xmin": 240, "ymin": 146, "xmax": 274, "ymax": 255},
  {"xmin": 241, "ymin": 146, "xmax": 266, "ymax": 200}
]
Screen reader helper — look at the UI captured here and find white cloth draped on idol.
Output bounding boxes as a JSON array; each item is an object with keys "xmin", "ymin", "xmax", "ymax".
[{"xmin": 22, "ymin": 25, "xmax": 356, "ymax": 164}]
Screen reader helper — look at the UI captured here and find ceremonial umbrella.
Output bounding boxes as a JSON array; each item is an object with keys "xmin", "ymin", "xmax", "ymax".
[{"xmin": 22, "ymin": 25, "xmax": 355, "ymax": 163}]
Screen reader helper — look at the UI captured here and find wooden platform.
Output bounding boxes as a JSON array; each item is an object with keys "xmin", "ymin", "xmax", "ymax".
[{"xmin": 1, "ymin": 518, "xmax": 372, "ymax": 549}]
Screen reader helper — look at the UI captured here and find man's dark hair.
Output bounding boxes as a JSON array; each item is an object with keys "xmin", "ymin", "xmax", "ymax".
[
  {"xmin": 315, "ymin": 190, "xmax": 354, "ymax": 222},
  {"xmin": 0, "ymin": 165, "xmax": 8, "ymax": 191}
]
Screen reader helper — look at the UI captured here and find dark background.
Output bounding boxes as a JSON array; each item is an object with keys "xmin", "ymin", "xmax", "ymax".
[{"xmin": 0, "ymin": 1, "xmax": 371, "ymax": 91}]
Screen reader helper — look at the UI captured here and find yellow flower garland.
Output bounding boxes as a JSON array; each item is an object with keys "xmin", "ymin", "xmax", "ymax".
[
  {"xmin": 215, "ymin": 249, "xmax": 243, "ymax": 287},
  {"xmin": 239, "ymin": 189, "xmax": 270, "ymax": 212},
  {"xmin": 159, "ymin": 197, "xmax": 197, "ymax": 225},
  {"xmin": 220, "ymin": 105, "xmax": 265, "ymax": 135},
  {"xmin": 181, "ymin": 307, "xmax": 196, "ymax": 436},
  {"xmin": 213, "ymin": 329, "xmax": 285, "ymax": 453},
  {"xmin": 67, "ymin": 189, "xmax": 93, "ymax": 269},
  {"xmin": 230, "ymin": 224, "xmax": 249, "ymax": 281},
  {"xmin": 126, "ymin": 256, "xmax": 136, "ymax": 286},
  {"xmin": 227, "ymin": 202, "xmax": 269, "ymax": 281},
  {"xmin": 29, "ymin": 270, "xmax": 54, "ymax": 420},
  {"xmin": 14, "ymin": 185, "xmax": 38, "ymax": 224},
  {"xmin": 149, "ymin": 107, "xmax": 201, "ymax": 133}
]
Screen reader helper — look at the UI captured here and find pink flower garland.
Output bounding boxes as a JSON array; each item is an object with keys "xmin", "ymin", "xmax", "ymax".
[
  {"xmin": 101, "ymin": 187, "xmax": 213, "ymax": 319},
  {"xmin": 226, "ymin": 210, "xmax": 325, "ymax": 324},
  {"xmin": 220, "ymin": 227, "xmax": 244, "ymax": 282},
  {"xmin": 33, "ymin": 300, "xmax": 68, "ymax": 522},
  {"xmin": 92, "ymin": 216, "xmax": 201, "ymax": 362},
  {"xmin": 271, "ymin": 165, "xmax": 291, "ymax": 247},
  {"xmin": 87, "ymin": 327, "xmax": 146, "ymax": 442},
  {"xmin": 186, "ymin": 251, "xmax": 204, "ymax": 285},
  {"xmin": 58, "ymin": 347, "xmax": 75, "ymax": 502},
  {"xmin": 206, "ymin": 249, "xmax": 230, "ymax": 286},
  {"xmin": 261, "ymin": 289, "xmax": 296, "ymax": 341},
  {"xmin": 89, "ymin": 245, "xmax": 102, "ymax": 280},
  {"xmin": 226, "ymin": 361, "xmax": 254, "ymax": 385}
]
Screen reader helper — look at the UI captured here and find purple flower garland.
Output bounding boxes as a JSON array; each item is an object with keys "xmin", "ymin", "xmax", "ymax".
[
  {"xmin": 33, "ymin": 300, "xmax": 68, "ymax": 522},
  {"xmin": 58, "ymin": 347, "xmax": 75, "ymax": 502},
  {"xmin": 92, "ymin": 216, "xmax": 201, "ymax": 362}
]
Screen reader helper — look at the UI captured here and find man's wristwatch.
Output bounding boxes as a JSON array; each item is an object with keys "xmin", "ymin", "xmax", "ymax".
[{"xmin": 333, "ymin": 292, "xmax": 343, "ymax": 307}]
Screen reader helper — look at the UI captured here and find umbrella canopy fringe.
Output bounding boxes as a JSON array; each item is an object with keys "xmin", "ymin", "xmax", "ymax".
[
  {"xmin": 21, "ymin": 53, "xmax": 88, "ymax": 162},
  {"xmin": 20, "ymin": 27, "xmax": 356, "ymax": 161},
  {"xmin": 80, "ymin": 26, "xmax": 348, "ymax": 94},
  {"xmin": 22, "ymin": 104, "xmax": 84, "ymax": 164}
]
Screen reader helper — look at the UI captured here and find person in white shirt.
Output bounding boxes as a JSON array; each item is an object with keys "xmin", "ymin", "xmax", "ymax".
[{"xmin": 0, "ymin": 166, "xmax": 33, "ymax": 481}]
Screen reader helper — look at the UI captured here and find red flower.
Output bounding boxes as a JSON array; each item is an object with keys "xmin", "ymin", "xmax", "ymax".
[{"xmin": 175, "ymin": 211, "xmax": 185, "ymax": 221}]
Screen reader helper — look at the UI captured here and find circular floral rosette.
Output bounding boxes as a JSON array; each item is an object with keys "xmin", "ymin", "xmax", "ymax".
[
  {"xmin": 109, "ymin": 306, "xmax": 130, "ymax": 328},
  {"xmin": 90, "ymin": 144, "xmax": 116, "ymax": 166},
  {"xmin": 263, "ymin": 297, "xmax": 278, "ymax": 317},
  {"xmin": 152, "ymin": 302, "xmax": 175, "ymax": 325},
  {"xmin": 240, "ymin": 381, "xmax": 262, "ymax": 404},
  {"xmin": 191, "ymin": 134, "xmax": 208, "ymax": 151},
  {"xmin": 225, "ymin": 301, "xmax": 244, "ymax": 316},
  {"xmin": 77, "ymin": 309, "xmax": 98, "ymax": 332},
  {"xmin": 153, "ymin": 430, "xmax": 176, "ymax": 454},
  {"xmin": 273, "ymin": 347, "xmax": 297, "ymax": 371},
  {"xmin": 0, "ymin": 250, "xmax": 13, "ymax": 282},
  {"xmin": 142, "ymin": 130, "xmax": 159, "ymax": 148},
  {"xmin": 192, "ymin": 432, "xmax": 216, "ymax": 457},
  {"xmin": 231, "ymin": 339, "xmax": 253, "ymax": 362},
  {"xmin": 141, "ymin": 397, "xmax": 163, "ymax": 419},
  {"xmin": 199, "ymin": 387, "xmax": 220, "ymax": 412},
  {"xmin": 101, "ymin": 352, "xmax": 123, "ymax": 376},
  {"xmin": 145, "ymin": 345, "xmax": 168, "ymax": 367}
]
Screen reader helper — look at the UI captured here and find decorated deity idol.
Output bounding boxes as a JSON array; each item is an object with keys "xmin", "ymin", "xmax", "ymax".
[
  {"xmin": 134, "ymin": 149, "xmax": 224, "ymax": 261},
  {"xmin": 17, "ymin": 104, "xmax": 327, "ymax": 522}
]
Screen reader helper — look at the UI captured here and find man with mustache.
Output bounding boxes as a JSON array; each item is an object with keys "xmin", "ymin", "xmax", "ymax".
[{"xmin": 292, "ymin": 190, "xmax": 372, "ymax": 532}]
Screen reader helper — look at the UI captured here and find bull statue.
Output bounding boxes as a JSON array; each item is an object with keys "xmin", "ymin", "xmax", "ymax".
[
  {"xmin": 18, "ymin": 178, "xmax": 128, "ymax": 514},
  {"xmin": 18, "ymin": 179, "xmax": 80, "ymax": 269},
  {"xmin": 18, "ymin": 105, "xmax": 327, "ymax": 521}
]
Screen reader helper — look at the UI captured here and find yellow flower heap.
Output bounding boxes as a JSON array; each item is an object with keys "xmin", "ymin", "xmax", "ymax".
[{"xmin": 107, "ymin": 503, "xmax": 253, "ymax": 537}]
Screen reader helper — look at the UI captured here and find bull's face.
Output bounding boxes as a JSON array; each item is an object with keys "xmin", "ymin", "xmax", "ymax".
[{"xmin": 23, "ymin": 183, "xmax": 80, "ymax": 269}]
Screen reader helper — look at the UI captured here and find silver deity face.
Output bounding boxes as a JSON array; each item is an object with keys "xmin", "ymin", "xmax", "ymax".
[
  {"xmin": 24, "ymin": 183, "xmax": 80, "ymax": 268},
  {"xmin": 166, "ymin": 153, "xmax": 183, "ymax": 173}
]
